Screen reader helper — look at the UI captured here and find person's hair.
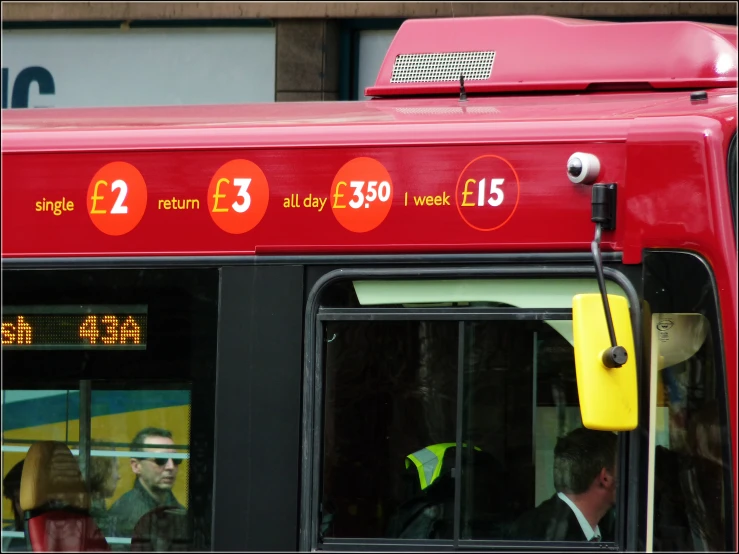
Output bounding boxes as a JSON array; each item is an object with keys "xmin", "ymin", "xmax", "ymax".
[
  {"xmin": 131, "ymin": 427, "xmax": 173, "ymax": 451},
  {"xmin": 2, "ymin": 459, "xmax": 24, "ymax": 499},
  {"xmin": 553, "ymin": 427, "xmax": 617, "ymax": 495},
  {"xmin": 87, "ymin": 442, "xmax": 117, "ymax": 497}
]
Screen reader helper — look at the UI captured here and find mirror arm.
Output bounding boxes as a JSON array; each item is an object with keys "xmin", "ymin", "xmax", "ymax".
[
  {"xmin": 590, "ymin": 184, "xmax": 628, "ymax": 369},
  {"xmin": 591, "ymin": 223, "xmax": 618, "ymax": 348}
]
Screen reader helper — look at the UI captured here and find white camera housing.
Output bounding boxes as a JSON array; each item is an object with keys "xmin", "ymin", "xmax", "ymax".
[{"xmin": 567, "ymin": 152, "xmax": 601, "ymax": 185}]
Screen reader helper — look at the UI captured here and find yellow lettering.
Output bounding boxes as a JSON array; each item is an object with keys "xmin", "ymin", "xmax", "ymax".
[
  {"xmin": 443, "ymin": 192, "xmax": 450, "ymax": 206},
  {"xmin": 101, "ymin": 315, "xmax": 118, "ymax": 345},
  {"xmin": 16, "ymin": 316, "xmax": 32, "ymax": 344},
  {"xmin": 434, "ymin": 195, "xmax": 442, "ymax": 206},
  {"xmin": 36, "ymin": 198, "xmax": 75, "ymax": 214},
  {"xmin": 212, "ymin": 178, "xmax": 229, "ymax": 213},
  {"xmin": 80, "ymin": 315, "xmax": 99, "ymax": 344},
  {"xmin": 90, "ymin": 180, "xmax": 108, "ymax": 214},
  {"xmin": 2, "ymin": 322, "xmax": 15, "ymax": 345},
  {"xmin": 188, "ymin": 199, "xmax": 200, "ymax": 210},
  {"xmin": 462, "ymin": 178, "xmax": 476, "ymax": 207},
  {"xmin": 120, "ymin": 316, "xmax": 141, "ymax": 344},
  {"xmin": 333, "ymin": 181, "xmax": 347, "ymax": 209}
]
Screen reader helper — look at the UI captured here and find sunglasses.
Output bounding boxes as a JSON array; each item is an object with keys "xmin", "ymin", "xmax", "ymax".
[{"xmin": 139, "ymin": 457, "xmax": 183, "ymax": 467}]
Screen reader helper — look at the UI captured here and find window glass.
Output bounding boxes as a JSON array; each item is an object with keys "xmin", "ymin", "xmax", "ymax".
[
  {"xmin": 2, "ymin": 268, "xmax": 218, "ymax": 552},
  {"xmin": 317, "ymin": 278, "xmax": 625, "ymax": 545},
  {"xmin": 353, "ymin": 278, "xmax": 628, "ymax": 309},
  {"xmin": 322, "ymin": 320, "xmax": 458, "ymax": 540},
  {"xmin": 460, "ymin": 320, "xmax": 587, "ymax": 540},
  {"xmin": 88, "ymin": 386, "xmax": 192, "ymax": 545},
  {"xmin": 645, "ymin": 252, "xmax": 733, "ymax": 552}
]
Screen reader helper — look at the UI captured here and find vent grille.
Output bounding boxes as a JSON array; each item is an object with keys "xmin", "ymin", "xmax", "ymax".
[{"xmin": 390, "ymin": 51, "xmax": 496, "ymax": 83}]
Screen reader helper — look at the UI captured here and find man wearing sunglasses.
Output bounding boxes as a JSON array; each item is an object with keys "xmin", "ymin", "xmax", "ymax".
[{"xmin": 108, "ymin": 427, "xmax": 186, "ymax": 540}]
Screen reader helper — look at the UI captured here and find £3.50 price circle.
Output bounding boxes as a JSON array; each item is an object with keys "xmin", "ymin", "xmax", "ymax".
[
  {"xmin": 455, "ymin": 155, "xmax": 521, "ymax": 232},
  {"xmin": 87, "ymin": 162, "xmax": 148, "ymax": 236},
  {"xmin": 330, "ymin": 157, "xmax": 393, "ymax": 233},
  {"xmin": 207, "ymin": 159, "xmax": 270, "ymax": 234}
]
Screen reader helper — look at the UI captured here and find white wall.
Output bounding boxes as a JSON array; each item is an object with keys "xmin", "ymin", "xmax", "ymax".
[{"xmin": 1, "ymin": 27, "xmax": 276, "ymax": 109}]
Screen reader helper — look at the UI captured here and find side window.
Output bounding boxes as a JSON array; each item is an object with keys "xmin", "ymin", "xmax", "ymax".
[
  {"xmin": 313, "ymin": 278, "xmax": 627, "ymax": 547},
  {"xmin": 1, "ymin": 268, "xmax": 218, "ymax": 552},
  {"xmin": 645, "ymin": 252, "xmax": 733, "ymax": 552}
]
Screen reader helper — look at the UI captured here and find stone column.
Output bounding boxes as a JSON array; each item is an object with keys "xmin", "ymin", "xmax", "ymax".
[{"xmin": 275, "ymin": 19, "xmax": 340, "ymax": 101}]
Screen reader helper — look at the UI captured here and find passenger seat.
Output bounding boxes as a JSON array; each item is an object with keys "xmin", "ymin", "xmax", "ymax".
[{"xmin": 20, "ymin": 441, "xmax": 110, "ymax": 552}]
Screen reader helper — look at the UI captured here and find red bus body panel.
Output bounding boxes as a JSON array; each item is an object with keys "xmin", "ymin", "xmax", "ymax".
[{"xmin": 1, "ymin": 78, "xmax": 737, "ymax": 543}]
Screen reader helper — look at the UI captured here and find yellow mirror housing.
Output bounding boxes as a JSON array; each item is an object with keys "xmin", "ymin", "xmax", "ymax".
[{"xmin": 572, "ymin": 293, "xmax": 638, "ymax": 431}]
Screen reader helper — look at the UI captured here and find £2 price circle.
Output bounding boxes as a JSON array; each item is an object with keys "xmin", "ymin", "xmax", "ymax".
[
  {"xmin": 455, "ymin": 155, "xmax": 520, "ymax": 232},
  {"xmin": 207, "ymin": 159, "xmax": 270, "ymax": 234},
  {"xmin": 330, "ymin": 157, "xmax": 393, "ymax": 233},
  {"xmin": 87, "ymin": 162, "xmax": 148, "ymax": 236}
]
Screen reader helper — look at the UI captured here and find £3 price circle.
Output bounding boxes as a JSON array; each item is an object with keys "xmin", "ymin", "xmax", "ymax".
[
  {"xmin": 330, "ymin": 157, "xmax": 393, "ymax": 233},
  {"xmin": 87, "ymin": 162, "xmax": 148, "ymax": 236},
  {"xmin": 207, "ymin": 159, "xmax": 270, "ymax": 234},
  {"xmin": 455, "ymin": 155, "xmax": 521, "ymax": 232}
]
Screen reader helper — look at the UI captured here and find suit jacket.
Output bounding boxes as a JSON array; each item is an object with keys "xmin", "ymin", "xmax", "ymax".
[{"xmin": 508, "ymin": 494, "xmax": 612, "ymax": 542}]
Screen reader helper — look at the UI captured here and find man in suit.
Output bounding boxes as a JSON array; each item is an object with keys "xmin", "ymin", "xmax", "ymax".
[{"xmin": 508, "ymin": 427, "xmax": 618, "ymax": 542}]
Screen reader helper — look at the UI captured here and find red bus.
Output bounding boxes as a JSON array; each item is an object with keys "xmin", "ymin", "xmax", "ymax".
[{"xmin": 2, "ymin": 15, "xmax": 736, "ymax": 552}]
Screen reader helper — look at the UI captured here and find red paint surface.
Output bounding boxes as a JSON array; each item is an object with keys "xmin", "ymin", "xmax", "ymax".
[{"xmin": 1, "ymin": 142, "xmax": 623, "ymax": 256}]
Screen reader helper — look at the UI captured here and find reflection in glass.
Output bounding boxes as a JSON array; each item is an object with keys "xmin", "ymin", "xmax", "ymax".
[
  {"xmin": 322, "ymin": 320, "xmax": 458, "ymax": 539},
  {"xmin": 645, "ymin": 251, "xmax": 731, "ymax": 552},
  {"xmin": 319, "ymin": 317, "xmax": 612, "ymax": 542}
]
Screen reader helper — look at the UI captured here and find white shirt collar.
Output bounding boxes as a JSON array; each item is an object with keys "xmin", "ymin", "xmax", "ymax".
[{"xmin": 557, "ymin": 491, "xmax": 601, "ymax": 541}]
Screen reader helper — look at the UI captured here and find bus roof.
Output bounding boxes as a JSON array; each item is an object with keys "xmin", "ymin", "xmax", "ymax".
[
  {"xmin": 367, "ymin": 16, "xmax": 738, "ymax": 97},
  {"xmin": 2, "ymin": 89, "xmax": 736, "ymax": 152}
]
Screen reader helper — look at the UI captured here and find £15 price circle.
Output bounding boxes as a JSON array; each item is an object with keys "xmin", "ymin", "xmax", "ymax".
[
  {"xmin": 207, "ymin": 159, "xmax": 270, "ymax": 234},
  {"xmin": 87, "ymin": 162, "xmax": 148, "ymax": 236},
  {"xmin": 330, "ymin": 157, "xmax": 393, "ymax": 233},
  {"xmin": 455, "ymin": 155, "xmax": 521, "ymax": 232}
]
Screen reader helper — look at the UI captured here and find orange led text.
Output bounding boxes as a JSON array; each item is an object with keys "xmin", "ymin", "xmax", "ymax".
[
  {"xmin": 2, "ymin": 316, "xmax": 33, "ymax": 345},
  {"xmin": 79, "ymin": 315, "xmax": 142, "ymax": 345}
]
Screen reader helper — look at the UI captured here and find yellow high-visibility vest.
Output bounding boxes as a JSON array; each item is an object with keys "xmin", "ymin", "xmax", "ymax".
[{"xmin": 405, "ymin": 443, "xmax": 481, "ymax": 490}]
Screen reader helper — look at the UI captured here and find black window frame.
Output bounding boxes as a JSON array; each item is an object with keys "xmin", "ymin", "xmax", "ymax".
[
  {"xmin": 729, "ymin": 131, "xmax": 737, "ymax": 246},
  {"xmin": 301, "ymin": 264, "xmax": 643, "ymax": 552}
]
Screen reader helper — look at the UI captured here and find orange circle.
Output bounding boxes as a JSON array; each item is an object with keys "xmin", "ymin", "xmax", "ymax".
[
  {"xmin": 86, "ymin": 162, "xmax": 148, "ymax": 236},
  {"xmin": 330, "ymin": 157, "xmax": 393, "ymax": 233},
  {"xmin": 207, "ymin": 159, "xmax": 270, "ymax": 234},
  {"xmin": 454, "ymin": 155, "xmax": 521, "ymax": 232}
]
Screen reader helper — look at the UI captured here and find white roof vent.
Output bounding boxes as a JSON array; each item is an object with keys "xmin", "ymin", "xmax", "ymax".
[{"xmin": 390, "ymin": 51, "xmax": 495, "ymax": 83}]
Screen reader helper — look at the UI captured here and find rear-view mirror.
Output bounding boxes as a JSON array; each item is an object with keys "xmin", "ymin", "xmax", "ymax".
[{"xmin": 572, "ymin": 293, "xmax": 638, "ymax": 431}]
